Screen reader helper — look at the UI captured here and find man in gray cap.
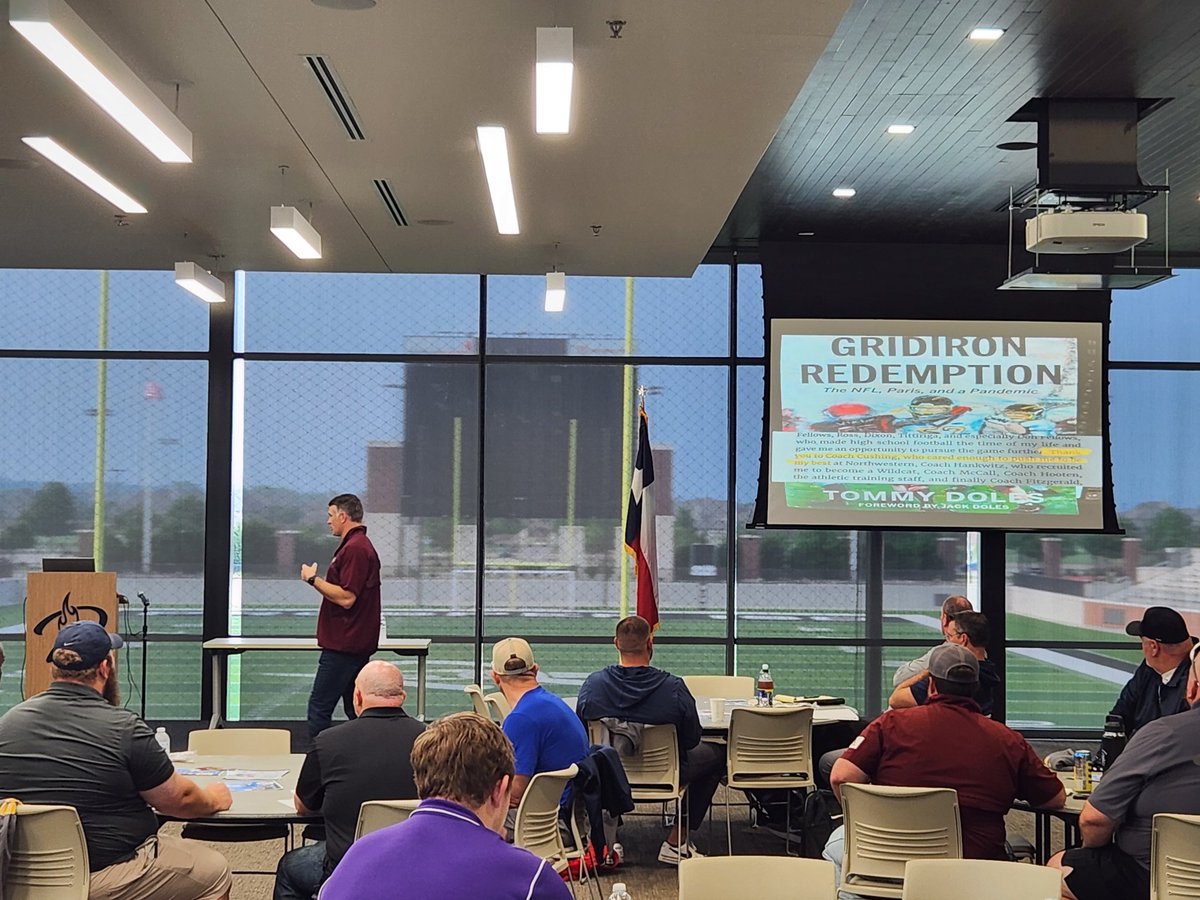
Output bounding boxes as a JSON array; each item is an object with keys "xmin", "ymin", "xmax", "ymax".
[
  {"xmin": 823, "ymin": 643, "xmax": 1063, "ymax": 883},
  {"xmin": 1109, "ymin": 606, "xmax": 1196, "ymax": 736},
  {"xmin": 0, "ymin": 622, "xmax": 234, "ymax": 900}
]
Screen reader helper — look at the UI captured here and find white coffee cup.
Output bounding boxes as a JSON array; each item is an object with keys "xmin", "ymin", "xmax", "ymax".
[{"xmin": 709, "ymin": 697, "xmax": 726, "ymax": 721}]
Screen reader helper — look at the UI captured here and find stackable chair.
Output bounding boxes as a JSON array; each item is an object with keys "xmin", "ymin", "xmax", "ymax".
[
  {"xmin": 724, "ymin": 705, "xmax": 814, "ymax": 855},
  {"xmin": 840, "ymin": 784, "xmax": 961, "ymax": 899},
  {"xmin": 901, "ymin": 859, "xmax": 1061, "ymax": 900},
  {"xmin": 514, "ymin": 764, "xmax": 600, "ymax": 899},
  {"xmin": 181, "ymin": 728, "xmax": 293, "ymax": 875},
  {"xmin": 4, "ymin": 803, "xmax": 89, "ymax": 899},
  {"xmin": 354, "ymin": 799, "xmax": 421, "ymax": 840},
  {"xmin": 679, "ymin": 856, "xmax": 836, "ymax": 900},
  {"xmin": 589, "ymin": 722, "xmax": 687, "ymax": 838},
  {"xmin": 1151, "ymin": 812, "xmax": 1200, "ymax": 899}
]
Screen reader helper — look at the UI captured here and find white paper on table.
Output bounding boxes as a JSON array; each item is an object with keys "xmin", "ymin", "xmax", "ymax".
[{"xmin": 223, "ymin": 769, "xmax": 289, "ymax": 780}]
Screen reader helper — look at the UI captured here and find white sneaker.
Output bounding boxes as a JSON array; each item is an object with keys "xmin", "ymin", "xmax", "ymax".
[{"xmin": 657, "ymin": 840, "xmax": 705, "ymax": 865}]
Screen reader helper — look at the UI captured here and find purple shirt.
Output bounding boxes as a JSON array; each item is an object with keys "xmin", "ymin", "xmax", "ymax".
[{"xmin": 319, "ymin": 798, "xmax": 573, "ymax": 900}]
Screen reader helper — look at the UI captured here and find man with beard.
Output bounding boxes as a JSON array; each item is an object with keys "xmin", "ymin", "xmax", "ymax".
[{"xmin": 0, "ymin": 622, "xmax": 233, "ymax": 900}]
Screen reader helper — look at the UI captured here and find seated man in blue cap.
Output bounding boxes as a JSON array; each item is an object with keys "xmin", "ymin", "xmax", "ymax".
[
  {"xmin": 0, "ymin": 621, "xmax": 234, "ymax": 900},
  {"xmin": 1110, "ymin": 606, "xmax": 1196, "ymax": 736}
]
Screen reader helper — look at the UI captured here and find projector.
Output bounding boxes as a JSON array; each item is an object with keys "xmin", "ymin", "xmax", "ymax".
[{"xmin": 1025, "ymin": 209, "xmax": 1147, "ymax": 254}]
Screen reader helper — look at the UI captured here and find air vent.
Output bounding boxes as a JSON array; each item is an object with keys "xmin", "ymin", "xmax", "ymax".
[
  {"xmin": 303, "ymin": 55, "xmax": 365, "ymax": 140},
  {"xmin": 373, "ymin": 179, "xmax": 409, "ymax": 226}
]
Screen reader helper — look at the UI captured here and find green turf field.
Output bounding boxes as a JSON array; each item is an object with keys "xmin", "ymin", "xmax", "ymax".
[{"xmin": 0, "ymin": 607, "xmax": 1141, "ymax": 730}]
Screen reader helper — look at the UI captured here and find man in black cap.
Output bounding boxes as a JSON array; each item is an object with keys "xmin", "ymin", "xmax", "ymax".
[
  {"xmin": 1109, "ymin": 606, "xmax": 1196, "ymax": 736},
  {"xmin": 0, "ymin": 622, "xmax": 234, "ymax": 900}
]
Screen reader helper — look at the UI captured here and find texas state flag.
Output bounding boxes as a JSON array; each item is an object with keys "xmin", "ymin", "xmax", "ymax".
[{"xmin": 624, "ymin": 407, "xmax": 659, "ymax": 631}]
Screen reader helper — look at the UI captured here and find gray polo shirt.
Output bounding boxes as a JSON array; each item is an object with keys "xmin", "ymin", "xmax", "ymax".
[
  {"xmin": 1089, "ymin": 702, "xmax": 1200, "ymax": 867},
  {"xmin": 0, "ymin": 681, "xmax": 174, "ymax": 870}
]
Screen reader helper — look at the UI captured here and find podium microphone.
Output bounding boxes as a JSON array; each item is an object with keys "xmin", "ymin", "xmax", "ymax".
[
  {"xmin": 117, "ymin": 593, "xmax": 130, "ymax": 605},
  {"xmin": 137, "ymin": 592, "xmax": 150, "ymax": 607}
]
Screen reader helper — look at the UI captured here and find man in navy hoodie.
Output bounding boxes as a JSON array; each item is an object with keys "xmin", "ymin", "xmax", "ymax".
[{"xmin": 576, "ymin": 615, "xmax": 723, "ymax": 865}]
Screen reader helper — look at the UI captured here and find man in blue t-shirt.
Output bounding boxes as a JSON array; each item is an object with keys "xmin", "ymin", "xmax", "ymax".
[{"xmin": 490, "ymin": 637, "xmax": 589, "ymax": 817}]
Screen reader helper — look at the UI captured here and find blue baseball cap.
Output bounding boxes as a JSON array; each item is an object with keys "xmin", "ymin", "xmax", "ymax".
[{"xmin": 46, "ymin": 622, "xmax": 123, "ymax": 669}]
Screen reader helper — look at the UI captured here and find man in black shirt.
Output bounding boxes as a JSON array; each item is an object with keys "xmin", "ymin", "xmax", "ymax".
[
  {"xmin": 0, "ymin": 622, "xmax": 232, "ymax": 900},
  {"xmin": 1109, "ymin": 606, "xmax": 1195, "ymax": 735},
  {"xmin": 273, "ymin": 660, "xmax": 426, "ymax": 900}
]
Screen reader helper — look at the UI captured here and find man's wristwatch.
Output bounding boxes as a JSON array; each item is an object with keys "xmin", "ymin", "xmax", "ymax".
[{"xmin": 306, "ymin": 575, "xmax": 317, "ymax": 586}]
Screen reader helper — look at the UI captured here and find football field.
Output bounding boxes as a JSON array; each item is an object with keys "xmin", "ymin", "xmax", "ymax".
[{"xmin": 0, "ymin": 603, "xmax": 1136, "ymax": 730}]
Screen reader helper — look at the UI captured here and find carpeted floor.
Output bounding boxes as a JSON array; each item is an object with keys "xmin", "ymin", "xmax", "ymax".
[{"xmin": 176, "ymin": 786, "xmax": 1054, "ymax": 900}]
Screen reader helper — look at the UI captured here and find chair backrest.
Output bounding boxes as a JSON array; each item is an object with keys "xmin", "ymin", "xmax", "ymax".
[
  {"xmin": 484, "ymin": 692, "xmax": 510, "ymax": 722},
  {"xmin": 187, "ymin": 728, "xmax": 290, "ymax": 755},
  {"xmin": 354, "ymin": 799, "xmax": 422, "ymax": 840},
  {"xmin": 841, "ymin": 784, "xmax": 962, "ymax": 899},
  {"xmin": 513, "ymin": 765, "xmax": 579, "ymax": 864},
  {"xmin": 679, "ymin": 856, "xmax": 836, "ymax": 900},
  {"xmin": 727, "ymin": 706, "xmax": 814, "ymax": 788},
  {"xmin": 6, "ymin": 804, "xmax": 89, "ymax": 900},
  {"xmin": 1152, "ymin": 813, "xmax": 1200, "ymax": 900},
  {"xmin": 609, "ymin": 723, "xmax": 679, "ymax": 800},
  {"xmin": 682, "ymin": 675, "xmax": 755, "ymax": 700},
  {"xmin": 463, "ymin": 684, "xmax": 491, "ymax": 718},
  {"xmin": 901, "ymin": 859, "xmax": 1060, "ymax": 900}
]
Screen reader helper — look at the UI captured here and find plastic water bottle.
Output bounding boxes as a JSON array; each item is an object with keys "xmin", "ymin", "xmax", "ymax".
[
  {"xmin": 607, "ymin": 883, "xmax": 631, "ymax": 900},
  {"xmin": 757, "ymin": 664, "xmax": 774, "ymax": 707},
  {"xmin": 154, "ymin": 727, "xmax": 171, "ymax": 755}
]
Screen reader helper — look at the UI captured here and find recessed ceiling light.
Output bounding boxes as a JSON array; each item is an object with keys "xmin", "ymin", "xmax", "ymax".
[
  {"xmin": 311, "ymin": 0, "xmax": 376, "ymax": 8},
  {"xmin": 797, "ymin": 231, "xmax": 815, "ymax": 236},
  {"xmin": 887, "ymin": 124, "xmax": 915, "ymax": 135},
  {"xmin": 476, "ymin": 126, "xmax": 519, "ymax": 235},
  {"xmin": 22, "ymin": 136, "xmax": 146, "ymax": 213},
  {"xmin": 969, "ymin": 27, "xmax": 1004, "ymax": 41},
  {"xmin": 9, "ymin": 0, "xmax": 193, "ymax": 162},
  {"xmin": 832, "ymin": 187, "xmax": 856, "ymax": 199}
]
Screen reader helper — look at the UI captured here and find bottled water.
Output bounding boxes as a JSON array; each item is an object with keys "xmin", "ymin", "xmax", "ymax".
[
  {"xmin": 756, "ymin": 663, "xmax": 775, "ymax": 707},
  {"xmin": 154, "ymin": 727, "xmax": 171, "ymax": 755},
  {"xmin": 607, "ymin": 883, "xmax": 631, "ymax": 900}
]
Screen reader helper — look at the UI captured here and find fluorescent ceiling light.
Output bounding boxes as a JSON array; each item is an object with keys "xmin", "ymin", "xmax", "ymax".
[
  {"xmin": 832, "ymin": 187, "xmax": 856, "ymax": 198},
  {"xmin": 270, "ymin": 205, "xmax": 323, "ymax": 259},
  {"xmin": 968, "ymin": 26, "xmax": 1005, "ymax": 40},
  {"xmin": 536, "ymin": 27, "xmax": 573, "ymax": 134},
  {"xmin": 476, "ymin": 126, "xmax": 519, "ymax": 234},
  {"xmin": 22, "ymin": 136, "xmax": 146, "ymax": 212},
  {"xmin": 174, "ymin": 262, "xmax": 225, "ymax": 303},
  {"xmin": 9, "ymin": 0, "xmax": 193, "ymax": 163},
  {"xmin": 887, "ymin": 124, "xmax": 915, "ymax": 135},
  {"xmin": 545, "ymin": 271, "xmax": 566, "ymax": 312}
]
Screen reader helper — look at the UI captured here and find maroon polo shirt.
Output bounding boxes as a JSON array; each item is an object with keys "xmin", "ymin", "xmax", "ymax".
[
  {"xmin": 842, "ymin": 693, "xmax": 1062, "ymax": 859},
  {"xmin": 316, "ymin": 525, "xmax": 381, "ymax": 657}
]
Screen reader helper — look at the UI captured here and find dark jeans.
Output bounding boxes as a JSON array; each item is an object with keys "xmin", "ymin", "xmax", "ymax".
[
  {"xmin": 681, "ymin": 741, "xmax": 725, "ymax": 829},
  {"xmin": 307, "ymin": 649, "xmax": 370, "ymax": 741},
  {"xmin": 273, "ymin": 841, "xmax": 327, "ymax": 900}
]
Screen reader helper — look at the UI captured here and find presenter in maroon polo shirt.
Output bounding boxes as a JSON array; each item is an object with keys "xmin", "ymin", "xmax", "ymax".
[{"xmin": 301, "ymin": 493, "xmax": 382, "ymax": 742}]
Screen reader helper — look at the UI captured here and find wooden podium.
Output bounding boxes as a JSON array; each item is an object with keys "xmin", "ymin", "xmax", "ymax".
[{"xmin": 25, "ymin": 571, "xmax": 118, "ymax": 698}]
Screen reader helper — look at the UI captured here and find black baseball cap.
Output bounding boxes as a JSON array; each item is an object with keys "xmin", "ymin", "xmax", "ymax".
[
  {"xmin": 46, "ymin": 622, "xmax": 123, "ymax": 669},
  {"xmin": 1126, "ymin": 606, "xmax": 1192, "ymax": 644}
]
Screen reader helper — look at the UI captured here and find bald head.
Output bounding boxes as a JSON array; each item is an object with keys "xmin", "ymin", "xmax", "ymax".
[{"xmin": 353, "ymin": 661, "xmax": 407, "ymax": 713}]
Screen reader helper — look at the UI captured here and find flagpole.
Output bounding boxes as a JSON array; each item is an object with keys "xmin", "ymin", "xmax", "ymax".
[{"xmin": 619, "ymin": 277, "xmax": 635, "ymax": 618}]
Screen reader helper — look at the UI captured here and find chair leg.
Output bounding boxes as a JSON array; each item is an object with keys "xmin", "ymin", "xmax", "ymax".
[
  {"xmin": 724, "ymin": 784, "xmax": 732, "ymax": 855},
  {"xmin": 784, "ymin": 791, "xmax": 792, "ymax": 857}
]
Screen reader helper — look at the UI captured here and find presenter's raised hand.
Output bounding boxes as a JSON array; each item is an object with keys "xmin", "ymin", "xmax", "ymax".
[{"xmin": 300, "ymin": 563, "xmax": 318, "ymax": 582}]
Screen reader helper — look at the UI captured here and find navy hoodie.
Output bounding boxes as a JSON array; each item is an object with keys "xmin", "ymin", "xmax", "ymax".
[{"xmin": 575, "ymin": 665, "xmax": 702, "ymax": 757}]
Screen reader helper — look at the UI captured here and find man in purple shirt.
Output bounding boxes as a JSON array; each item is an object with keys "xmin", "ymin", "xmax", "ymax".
[
  {"xmin": 320, "ymin": 712, "xmax": 571, "ymax": 900},
  {"xmin": 301, "ymin": 493, "xmax": 382, "ymax": 741}
]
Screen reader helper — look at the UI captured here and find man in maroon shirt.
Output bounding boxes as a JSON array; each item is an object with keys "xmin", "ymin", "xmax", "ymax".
[
  {"xmin": 823, "ymin": 644, "xmax": 1064, "ymax": 886},
  {"xmin": 301, "ymin": 493, "xmax": 382, "ymax": 742}
]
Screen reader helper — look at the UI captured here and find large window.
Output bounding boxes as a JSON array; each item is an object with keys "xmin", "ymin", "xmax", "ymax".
[{"xmin": 0, "ymin": 270, "xmax": 209, "ymax": 718}]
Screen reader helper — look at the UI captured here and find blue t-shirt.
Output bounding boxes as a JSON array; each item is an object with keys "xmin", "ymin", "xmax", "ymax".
[{"xmin": 503, "ymin": 686, "xmax": 589, "ymax": 786}]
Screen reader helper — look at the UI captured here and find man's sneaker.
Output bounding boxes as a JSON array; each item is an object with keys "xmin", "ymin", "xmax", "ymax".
[{"xmin": 657, "ymin": 839, "xmax": 705, "ymax": 865}]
